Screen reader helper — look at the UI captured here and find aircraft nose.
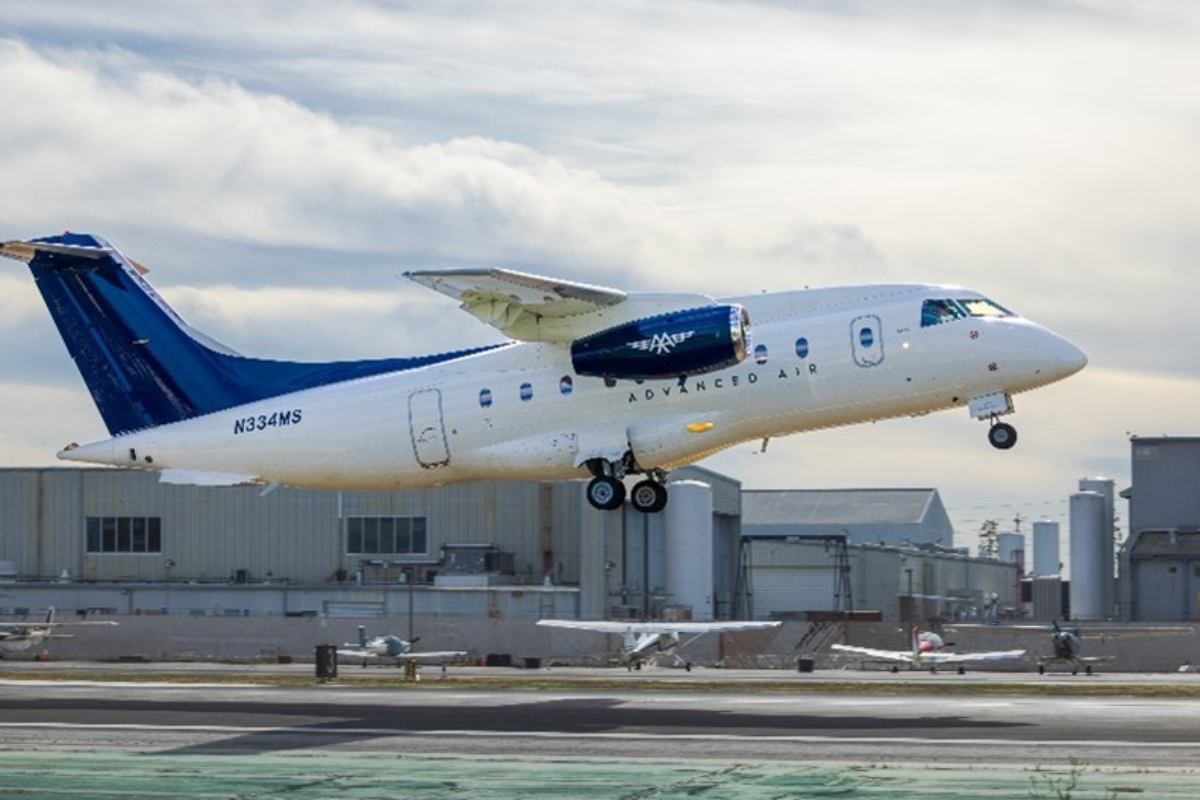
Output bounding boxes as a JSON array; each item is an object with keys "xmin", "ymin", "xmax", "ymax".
[{"xmin": 1044, "ymin": 330, "xmax": 1088, "ymax": 379}]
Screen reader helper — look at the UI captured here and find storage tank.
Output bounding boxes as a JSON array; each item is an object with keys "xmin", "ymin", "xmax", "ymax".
[
  {"xmin": 1032, "ymin": 520, "xmax": 1061, "ymax": 577},
  {"xmin": 664, "ymin": 480, "xmax": 714, "ymax": 620},
  {"xmin": 997, "ymin": 532, "xmax": 1026, "ymax": 573},
  {"xmin": 1070, "ymin": 491, "xmax": 1107, "ymax": 620},
  {"xmin": 1078, "ymin": 476, "xmax": 1116, "ymax": 617}
]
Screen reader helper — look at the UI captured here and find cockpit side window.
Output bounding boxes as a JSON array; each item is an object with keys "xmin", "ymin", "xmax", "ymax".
[
  {"xmin": 958, "ymin": 298, "xmax": 1014, "ymax": 318},
  {"xmin": 920, "ymin": 299, "xmax": 967, "ymax": 327}
]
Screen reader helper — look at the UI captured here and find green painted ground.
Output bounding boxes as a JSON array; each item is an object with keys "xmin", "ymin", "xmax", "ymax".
[{"xmin": 0, "ymin": 751, "xmax": 1193, "ymax": 799}]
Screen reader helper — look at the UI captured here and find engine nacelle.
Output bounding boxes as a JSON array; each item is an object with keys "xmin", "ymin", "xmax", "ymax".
[{"xmin": 571, "ymin": 304, "xmax": 750, "ymax": 381}]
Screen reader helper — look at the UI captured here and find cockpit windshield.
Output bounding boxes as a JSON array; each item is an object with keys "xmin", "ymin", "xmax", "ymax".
[
  {"xmin": 920, "ymin": 297, "xmax": 1015, "ymax": 327},
  {"xmin": 958, "ymin": 298, "xmax": 1013, "ymax": 318}
]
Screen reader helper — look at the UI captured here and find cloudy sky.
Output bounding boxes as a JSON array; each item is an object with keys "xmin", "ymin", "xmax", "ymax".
[{"xmin": 2, "ymin": 1, "xmax": 1198, "ymax": 543}]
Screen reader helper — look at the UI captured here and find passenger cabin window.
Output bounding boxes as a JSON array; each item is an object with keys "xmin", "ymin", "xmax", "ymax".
[{"xmin": 920, "ymin": 299, "xmax": 966, "ymax": 327}]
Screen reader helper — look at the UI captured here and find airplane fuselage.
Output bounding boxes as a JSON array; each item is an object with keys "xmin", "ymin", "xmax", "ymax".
[{"xmin": 61, "ymin": 283, "xmax": 1085, "ymax": 491}]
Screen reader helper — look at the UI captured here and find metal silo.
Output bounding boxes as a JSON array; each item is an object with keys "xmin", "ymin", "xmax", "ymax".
[
  {"xmin": 1078, "ymin": 476, "xmax": 1116, "ymax": 618},
  {"xmin": 1032, "ymin": 520, "xmax": 1061, "ymax": 577},
  {"xmin": 997, "ymin": 532, "xmax": 1026, "ymax": 573},
  {"xmin": 664, "ymin": 480, "xmax": 714, "ymax": 621},
  {"xmin": 1070, "ymin": 491, "xmax": 1107, "ymax": 620}
]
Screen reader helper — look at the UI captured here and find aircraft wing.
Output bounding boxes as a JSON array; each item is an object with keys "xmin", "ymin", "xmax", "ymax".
[
  {"xmin": 951, "ymin": 623, "xmax": 1193, "ymax": 638},
  {"xmin": 404, "ymin": 650, "xmax": 469, "ymax": 661},
  {"xmin": 919, "ymin": 649, "xmax": 1026, "ymax": 664},
  {"xmin": 337, "ymin": 647, "xmax": 467, "ymax": 662},
  {"xmin": 537, "ymin": 620, "xmax": 779, "ymax": 635},
  {"xmin": 405, "ymin": 268, "xmax": 720, "ymax": 343},
  {"xmin": 0, "ymin": 621, "xmax": 118, "ymax": 631},
  {"xmin": 829, "ymin": 644, "xmax": 914, "ymax": 663}
]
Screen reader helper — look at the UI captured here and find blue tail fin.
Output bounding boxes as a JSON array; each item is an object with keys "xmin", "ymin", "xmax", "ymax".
[{"xmin": 4, "ymin": 233, "xmax": 493, "ymax": 435}]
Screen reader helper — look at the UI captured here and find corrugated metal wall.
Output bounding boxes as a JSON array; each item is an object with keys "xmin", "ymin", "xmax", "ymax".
[
  {"xmin": 0, "ymin": 469, "xmax": 598, "ymax": 586},
  {"xmin": 742, "ymin": 539, "xmax": 1021, "ymax": 623},
  {"xmin": 0, "ymin": 467, "xmax": 737, "ymax": 615}
]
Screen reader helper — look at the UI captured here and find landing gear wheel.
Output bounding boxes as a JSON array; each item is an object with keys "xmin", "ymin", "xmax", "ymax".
[
  {"xmin": 630, "ymin": 479, "xmax": 669, "ymax": 513},
  {"xmin": 586, "ymin": 475, "xmax": 626, "ymax": 511},
  {"xmin": 988, "ymin": 421, "xmax": 1018, "ymax": 450}
]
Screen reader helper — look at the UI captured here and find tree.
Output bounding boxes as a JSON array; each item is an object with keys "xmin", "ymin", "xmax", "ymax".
[{"xmin": 978, "ymin": 519, "xmax": 999, "ymax": 559}]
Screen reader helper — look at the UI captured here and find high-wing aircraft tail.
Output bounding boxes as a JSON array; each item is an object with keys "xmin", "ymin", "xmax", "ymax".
[{"xmin": 2, "ymin": 233, "xmax": 492, "ymax": 436}]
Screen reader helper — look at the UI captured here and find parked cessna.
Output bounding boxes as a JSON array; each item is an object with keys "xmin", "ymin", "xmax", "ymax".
[
  {"xmin": 537, "ymin": 619, "xmax": 780, "ymax": 670},
  {"xmin": 831, "ymin": 627, "xmax": 1025, "ymax": 674},
  {"xmin": 2, "ymin": 233, "xmax": 1086, "ymax": 511},
  {"xmin": 0, "ymin": 608, "xmax": 118, "ymax": 658},
  {"xmin": 338, "ymin": 626, "xmax": 467, "ymax": 668}
]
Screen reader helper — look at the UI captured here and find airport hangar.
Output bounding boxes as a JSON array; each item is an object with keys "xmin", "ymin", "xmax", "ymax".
[
  {"xmin": 0, "ymin": 462, "xmax": 1030, "ymax": 663},
  {"xmin": 1119, "ymin": 435, "xmax": 1200, "ymax": 621}
]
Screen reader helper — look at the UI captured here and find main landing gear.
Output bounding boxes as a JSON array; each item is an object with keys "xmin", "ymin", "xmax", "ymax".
[{"xmin": 585, "ymin": 458, "xmax": 669, "ymax": 513}]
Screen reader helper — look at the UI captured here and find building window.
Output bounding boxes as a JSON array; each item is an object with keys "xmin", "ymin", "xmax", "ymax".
[
  {"xmin": 346, "ymin": 516, "xmax": 428, "ymax": 555},
  {"xmin": 86, "ymin": 516, "xmax": 162, "ymax": 554}
]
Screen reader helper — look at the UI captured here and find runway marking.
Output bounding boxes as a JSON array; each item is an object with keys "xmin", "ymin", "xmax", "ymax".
[{"xmin": 4, "ymin": 722, "xmax": 1200, "ymax": 750}]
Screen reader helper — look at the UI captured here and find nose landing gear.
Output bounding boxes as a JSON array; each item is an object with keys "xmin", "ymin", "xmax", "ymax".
[{"xmin": 987, "ymin": 418, "xmax": 1018, "ymax": 450}]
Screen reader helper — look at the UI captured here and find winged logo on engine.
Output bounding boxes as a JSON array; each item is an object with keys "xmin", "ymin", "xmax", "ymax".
[{"xmin": 628, "ymin": 330, "xmax": 695, "ymax": 356}]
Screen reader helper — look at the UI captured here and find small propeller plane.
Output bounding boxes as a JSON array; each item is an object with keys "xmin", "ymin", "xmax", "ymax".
[
  {"xmin": 953, "ymin": 620, "xmax": 1194, "ymax": 675},
  {"xmin": 537, "ymin": 618, "xmax": 780, "ymax": 670},
  {"xmin": 338, "ymin": 626, "xmax": 467, "ymax": 668},
  {"xmin": 1, "ymin": 233, "xmax": 1086, "ymax": 511},
  {"xmin": 0, "ymin": 608, "xmax": 118, "ymax": 658},
  {"xmin": 831, "ymin": 627, "xmax": 1025, "ymax": 674}
]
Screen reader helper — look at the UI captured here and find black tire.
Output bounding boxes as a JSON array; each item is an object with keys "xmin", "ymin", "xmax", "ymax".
[
  {"xmin": 629, "ymin": 480, "xmax": 668, "ymax": 513},
  {"xmin": 988, "ymin": 422, "xmax": 1018, "ymax": 450},
  {"xmin": 586, "ymin": 475, "xmax": 626, "ymax": 511}
]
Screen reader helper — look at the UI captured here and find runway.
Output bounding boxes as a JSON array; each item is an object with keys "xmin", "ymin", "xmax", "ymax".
[{"xmin": 2, "ymin": 663, "xmax": 1200, "ymax": 797}]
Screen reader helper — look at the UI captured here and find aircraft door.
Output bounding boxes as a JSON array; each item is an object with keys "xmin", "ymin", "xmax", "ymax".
[
  {"xmin": 850, "ymin": 314, "xmax": 884, "ymax": 367},
  {"xmin": 408, "ymin": 389, "xmax": 450, "ymax": 468}
]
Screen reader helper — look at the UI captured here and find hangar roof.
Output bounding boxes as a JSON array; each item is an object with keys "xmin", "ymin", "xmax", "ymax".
[{"xmin": 742, "ymin": 489, "xmax": 940, "ymax": 527}]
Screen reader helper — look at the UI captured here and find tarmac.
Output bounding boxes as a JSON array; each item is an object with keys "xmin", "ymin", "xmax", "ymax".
[{"xmin": 3, "ymin": 659, "xmax": 1200, "ymax": 798}]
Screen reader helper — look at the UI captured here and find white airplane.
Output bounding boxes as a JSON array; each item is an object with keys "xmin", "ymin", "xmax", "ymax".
[
  {"xmin": 338, "ymin": 626, "xmax": 467, "ymax": 667},
  {"xmin": 0, "ymin": 608, "xmax": 119, "ymax": 658},
  {"xmin": 537, "ymin": 618, "xmax": 780, "ymax": 670},
  {"xmin": 831, "ymin": 627, "xmax": 1025, "ymax": 674},
  {"xmin": 1, "ymin": 233, "xmax": 1087, "ymax": 511}
]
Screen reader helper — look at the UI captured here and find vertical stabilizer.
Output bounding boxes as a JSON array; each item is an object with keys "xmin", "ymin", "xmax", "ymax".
[{"xmin": 2, "ymin": 233, "xmax": 497, "ymax": 435}]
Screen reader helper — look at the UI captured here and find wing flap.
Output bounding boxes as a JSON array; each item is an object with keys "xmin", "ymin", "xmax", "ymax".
[{"xmin": 159, "ymin": 469, "xmax": 261, "ymax": 487}]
